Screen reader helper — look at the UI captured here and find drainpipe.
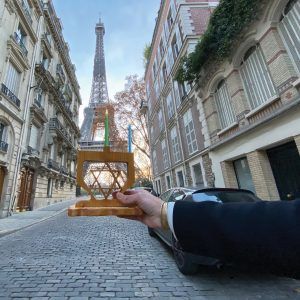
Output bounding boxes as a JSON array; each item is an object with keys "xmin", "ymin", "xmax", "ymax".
[{"xmin": 8, "ymin": 14, "xmax": 43, "ymax": 215}]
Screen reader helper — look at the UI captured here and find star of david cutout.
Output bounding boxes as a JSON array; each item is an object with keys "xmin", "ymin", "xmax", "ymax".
[{"xmin": 84, "ymin": 162, "xmax": 128, "ymax": 200}]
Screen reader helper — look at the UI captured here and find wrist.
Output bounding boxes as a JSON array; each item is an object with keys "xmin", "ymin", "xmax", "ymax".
[{"xmin": 160, "ymin": 201, "xmax": 169, "ymax": 230}]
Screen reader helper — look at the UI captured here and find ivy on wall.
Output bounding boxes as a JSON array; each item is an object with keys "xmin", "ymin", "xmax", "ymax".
[{"xmin": 176, "ymin": 0, "xmax": 261, "ymax": 83}]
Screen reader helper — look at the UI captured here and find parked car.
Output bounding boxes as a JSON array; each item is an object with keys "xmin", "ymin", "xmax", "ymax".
[
  {"xmin": 148, "ymin": 187, "xmax": 262, "ymax": 275},
  {"xmin": 132, "ymin": 186, "xmax": 158, "ymax": 196}
]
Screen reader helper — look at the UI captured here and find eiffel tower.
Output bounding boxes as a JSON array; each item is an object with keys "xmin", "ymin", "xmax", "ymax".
[{"xmin": 80, "ymin": 19, "xmax": 119, "ymax": 148}]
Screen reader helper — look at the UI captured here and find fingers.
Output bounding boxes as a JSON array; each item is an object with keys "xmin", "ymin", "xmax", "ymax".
[{"xmin": 115, "ymin": 191, "xmax": 142, "ymax": 206}]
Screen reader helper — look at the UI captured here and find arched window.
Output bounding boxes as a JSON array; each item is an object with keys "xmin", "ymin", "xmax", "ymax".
[
  {"xmin": 240, "ymin": 45, "xmax": 277, "ymax": 109},
  {"xmin": 279, "ymin": 0, "xmax": 300, "ymax": 73},
  {"xmin": 214, "ymin": 80, "xmax": 235, "ymax": 129}
]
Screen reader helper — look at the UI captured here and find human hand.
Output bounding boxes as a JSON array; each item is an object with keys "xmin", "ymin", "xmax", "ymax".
[{"xmin": 114, "ymin": 190, "xmax": 163, "ymax": 228}]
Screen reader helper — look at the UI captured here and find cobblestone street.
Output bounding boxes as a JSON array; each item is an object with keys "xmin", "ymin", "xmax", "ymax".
[{"xmin": 0, "ymin": 211, "xmax": 299, "ymax": 300}]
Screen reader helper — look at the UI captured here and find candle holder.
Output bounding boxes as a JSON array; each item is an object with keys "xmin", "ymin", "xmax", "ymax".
[{"xmin": 68, "ymin": 146, "xmax": 142, "ymax": 217}]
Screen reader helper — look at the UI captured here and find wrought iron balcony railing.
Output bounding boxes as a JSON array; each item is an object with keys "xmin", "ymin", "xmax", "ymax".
[
  {"xmin": 1, "ymin": 83, "xmax": 21, "ymax": 108},
  {"xmin": 48, "ymin": 159, "xmax": 60, "ymax": 172},
  {"xmin": 13, "ymin": 32, "xmax": 28, "ymax": 57},
  {"xmin": 49, "ymin": 117, "xmax": 73, "ymax": 144},
  {"xmin": 0, "ymin": 141, "xmax": 8, "ymax": 153}
]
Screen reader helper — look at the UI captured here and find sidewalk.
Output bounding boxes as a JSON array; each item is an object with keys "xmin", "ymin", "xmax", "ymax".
[{"xmin": 0, "ymin": 198, "xmax": 78, "ymax": 238}]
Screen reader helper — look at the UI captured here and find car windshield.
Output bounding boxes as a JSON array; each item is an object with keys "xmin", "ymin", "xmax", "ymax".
[{"xmin": 192, "ymin": 190, "xmax": 260, "ymax": 203}]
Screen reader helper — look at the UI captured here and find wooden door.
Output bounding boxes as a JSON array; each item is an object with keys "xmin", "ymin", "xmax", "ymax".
[
  {"xmin": 17, "ymin": 167, "xmax": 34, "ymax": 211},
  {"xmin": 267, "ymin": 141, "xmax": 300, "ymax": 200}
]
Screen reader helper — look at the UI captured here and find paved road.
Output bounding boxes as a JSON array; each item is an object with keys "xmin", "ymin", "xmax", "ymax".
[{"xmin": 0, "ymin": 212, "xmax": 299, "ymax": 299}]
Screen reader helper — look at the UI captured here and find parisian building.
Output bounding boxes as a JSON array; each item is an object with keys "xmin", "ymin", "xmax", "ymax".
[
  {"xmin": 0, "ymin": 0, "xmax": 81, "ymax": 217},
  {"xmin": 145, "ymin": 0, "xmax": 300, "ymax": 201},
  {"xmin": 199, "ymin": 0, "xmax": 300, "ymax": 201},
  {"xmin": 144, "ymin": 0, "xmax": 219, "ymax": 194}
]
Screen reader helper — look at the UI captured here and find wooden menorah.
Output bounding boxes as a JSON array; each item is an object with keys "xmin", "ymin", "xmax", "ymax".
[{"xmin": 68, "ymin": 146, "xmax": 142, "ymax": 217}]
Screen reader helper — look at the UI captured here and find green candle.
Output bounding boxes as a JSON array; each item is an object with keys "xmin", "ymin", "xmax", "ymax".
[{"xmin": 104, "ymin": 109, "xmax": 109, "ymax": 146}]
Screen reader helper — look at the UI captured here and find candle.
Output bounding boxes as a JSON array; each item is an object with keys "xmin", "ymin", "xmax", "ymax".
[
  {"xmin": 128, "ymin": 124, "xmax": 132, "ymax": 153},
  {"xmin": 104, "ymin": 109, "xmax": 109, "ymax": 147}
]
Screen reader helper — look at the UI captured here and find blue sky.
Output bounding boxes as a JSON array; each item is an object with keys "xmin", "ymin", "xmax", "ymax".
[{"xmin": 52, "ymin": 0, "xmax": 160, "ymax": 124}]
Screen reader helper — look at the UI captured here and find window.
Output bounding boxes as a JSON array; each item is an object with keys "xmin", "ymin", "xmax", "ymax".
[
  {"xmin": 177, "ymin": 171, "xmax": 184, "ymax": 187},
  {"xmin": 162, "ymin": 139, "xmax": 169, "ymax": 169},
  {"xmin": 166, "ymin": 175, "xmax": 171, "ymax": 189},
  {"xmin": 279, "ymin": 0, "xmax": 300, "ymax": 73},
  {"xmin": 192, "ymin": 163, "xmax": 204, "ymax": 186},
  {"xmin": 183, "ymin": 109, "xmax": 198, "ymax": 154},
  {"xmin": 155, "ymin": 179, "xmax": 162, "ymax": 195},
  {"xmin": 159, "ymin": 39, "xmax": 165, "ymax": 56},
  {"xmin": 158, "ymin": 109, "xmax": 163, "ymax": 131},
  {"xmin": 34, "ymin": 88, "xmax": 44, "ymax": 108},
  {"xmin": 178, "ymin": 81, "xmax": 187, "ymax": 100},
  {"xmin": 167, "ymin": 9, "xmax": 174, "ymax": 30},
  {"xmin": 171, "ymin": 127, "xmax": 181, "ymax": 163},
  {"xmin": 15, "ymin": 25, "xmax": 28, "ymax": 56},
  {"xmin": 173, "ymin": 81, "xmax": 181, "ymax": 107},
  {"xmin": 240, "ymin": 45, "xmax": 277, "ymax": 109},
  {"xmin": 214, "ymin": 80, "xmax": 235, "ymax": 129},
  {"xmin": 233, "ymin": 158, "xmax": 255, "ymax": 193},
  {"xmin": 166, "ymin": 92, "xmax": 175, "ymax": 119},
  {"xmin": 0, "ymin": 122, "xmax": 8, "ymax": 152},
  {"xmin": 42, "ymin": 52, "xmax": 50, "ymax": 70},
  {"xmin": 171, "ymin": 35, "xmax": 179, "ymax": 61},
  {"xmin": 162, "ymin": 63, "xmax": 167, "ymax": 83},
  {"xmin": 0, "ymin": 122, "xmax": 7, "ymax": 142},
  {"xmin": 5, "ymin": 62, "xmax": 21, "ymax": 96},
  {"xmin": 152, "ymin": 150, "xmax": 158, "ymax": 175},
  {"xmin": 154, "ymin": 79, "xmax": 160, "ymax": 99},
  {"xmin": 29, "ymin": 124, "xmax": 39, "ymax": 150}
]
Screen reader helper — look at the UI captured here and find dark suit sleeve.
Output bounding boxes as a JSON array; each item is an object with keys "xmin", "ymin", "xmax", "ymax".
[{"xmin": 173, "ymin": 200, "xmax": 300, "ymax": 274}]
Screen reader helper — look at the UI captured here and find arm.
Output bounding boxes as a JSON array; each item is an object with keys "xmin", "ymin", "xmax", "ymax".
[{"xmin": 173, "ymin": 200, "xmax": 300, "ymax": 273}]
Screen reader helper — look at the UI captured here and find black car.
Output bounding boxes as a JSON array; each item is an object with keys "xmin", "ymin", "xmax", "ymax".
[{"xmin": 148, "ymin": 187, "xmax": 262, "ymax": 275}]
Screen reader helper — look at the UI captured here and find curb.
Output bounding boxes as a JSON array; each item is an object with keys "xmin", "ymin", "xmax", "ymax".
[{"xmin": 0, "ymin": 206, "xmax": 69, "ymax": 238}]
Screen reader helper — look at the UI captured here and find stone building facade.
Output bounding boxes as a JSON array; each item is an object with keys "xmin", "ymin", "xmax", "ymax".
[
  {"xmin": 196, "ymin": 0, "xmax": 300, "ymax": 200},
  {"xmin": 0, "ymin": 0, "xmax": 81, "ymax": 217},
  {"xmin": 144, "ymin": 0, "xmax": 219, "ymax": 194}
]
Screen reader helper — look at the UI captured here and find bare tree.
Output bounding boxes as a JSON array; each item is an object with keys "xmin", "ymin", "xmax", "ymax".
[{"xmin": 113, "ymin": 75, "xmax": 151, "ymax": 181}]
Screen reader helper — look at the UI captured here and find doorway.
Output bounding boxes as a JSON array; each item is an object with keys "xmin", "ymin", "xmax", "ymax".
[
  {"xmin": 267, "ymin": 141, "xmax": 300, "ymax": 200},
  {"xmin": 17, "ymin": 167, "xmax": 35, "ymax": 211}
]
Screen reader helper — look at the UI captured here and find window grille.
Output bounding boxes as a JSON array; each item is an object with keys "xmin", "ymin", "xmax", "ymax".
[
  {"xmin": 240, "ymin": 45, "xmax": 277, "ymax": 109},
  {"xmin": 183, "ymin": 109, "xmax": 198, "ymax": 154},
  {"xmin": 279, "ymin": 0, "xmax": 300, "ymax": 73},
  {"xmin": 214, "ymin": 80, "xmax": 235, "ymax": 129},
  {"xmin": 162, "ymin": 139, "xmax": 169, "ymax": 169},
  {"xmin": 171, "ymin": 127, "xmax": 181, "ymax": 163}
]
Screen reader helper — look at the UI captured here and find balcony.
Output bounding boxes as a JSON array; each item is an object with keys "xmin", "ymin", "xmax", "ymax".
[
  {"xmin": 49, "ymin": 117, "xmax": 73, "ymax": 146},
  {"xmin": 59, "ymin": 93, "xmax": 73, "ymax": 118},
  {"xmin": 21, "ymin": 0, "xmax": 33, "ymax": 24},
  {"xmin": 13, "ymin": 32, "xmax": 28, "ymax": 57},
  {"xmin": 48, "ymin": 159, "xmax": 60, "ymax": 172},
  {"xmin": 1, "ymin": 83, "xmax": 21, "ymax": 108},
  {"xmin": 0, "ymin": 141, "xmax": 8, "ymax": 153},
  {"xmin": 27, "ymin": 146, "xmax": 40, "ymax": 156}
]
